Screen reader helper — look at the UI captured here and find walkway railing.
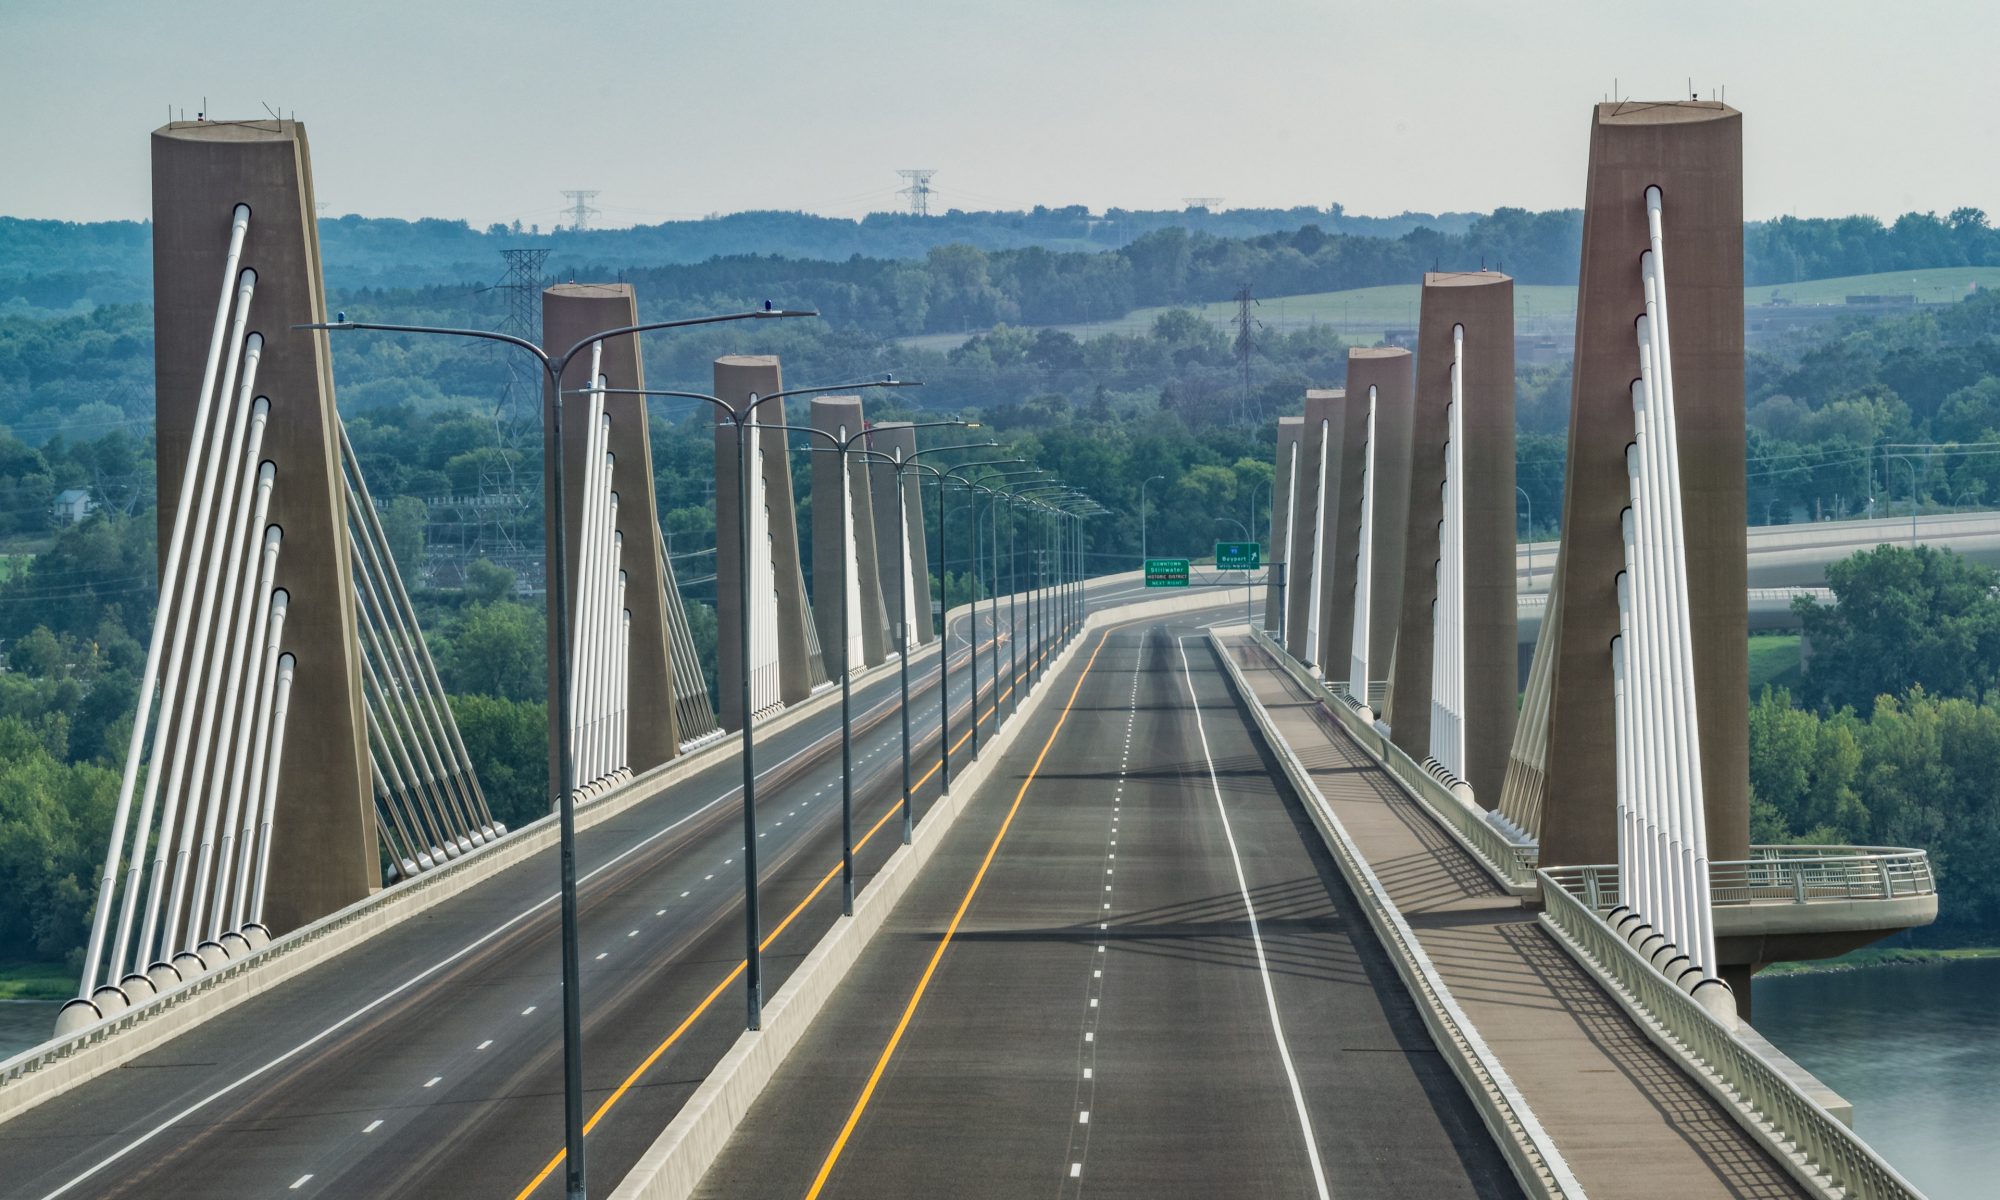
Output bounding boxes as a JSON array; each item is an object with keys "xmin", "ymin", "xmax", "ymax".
[
  {"xmin": 1542, "ymin": 846, "xmax": 1936, "ymax": 911},
  {"xmin": 1539, "ymin": 867, "xmax": 1930, "ymax": 1200},
  {"xmin": 1252, "ymin": 628, "xmax": 1540, "ymax": 892}
]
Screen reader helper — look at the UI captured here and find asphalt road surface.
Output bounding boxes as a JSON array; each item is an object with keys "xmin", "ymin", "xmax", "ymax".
[
  {"xmin": 695, "ymin": 613, "xmax": 1521, "ymax": 1200},
  {"xmin": 0, "ymin": 584, "xmax": 1105, "ymax": 1200}
]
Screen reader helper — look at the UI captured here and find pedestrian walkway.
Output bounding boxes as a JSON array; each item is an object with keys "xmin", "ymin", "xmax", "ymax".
[{"xmin": 1221, "ymin": 631, "xmax": 1813, "ymax": 1200}]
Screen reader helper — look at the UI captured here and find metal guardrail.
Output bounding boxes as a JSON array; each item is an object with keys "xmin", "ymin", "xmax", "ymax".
[
  {"xmin": 1542, "ymin": 845, "xmax": 1935, "ymax": 912},
  {"xmin": 0, "ymin": 633, "xmax": 950, "ymax": 1101},
  {"xmin": 1251, "ymin": 629, "xmax": 1541, "ymax": 892},
  {"xmin": 1518, "ymin": 586, "xmax": 1833, "ymax": 607},
  {"xmin": 0, "ymin": 574, "xmax": 1135, "ymax": 1112},
  {"xmin": 1538, "ymin": 868, "xmax": 1929, "ymax": 1200},
  {"xmin": 1216, "ymin": 633, "xmax": 1583, "ymax": 1200}
]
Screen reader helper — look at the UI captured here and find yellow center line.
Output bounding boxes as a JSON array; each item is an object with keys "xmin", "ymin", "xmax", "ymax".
[
  {"xmin": 803, "ymin": 626, "xmax": 1117, "ymax": 1200},
  {"xmin": 510, "ymin": 636, "xmax": 1059, "ymax": 1200}
]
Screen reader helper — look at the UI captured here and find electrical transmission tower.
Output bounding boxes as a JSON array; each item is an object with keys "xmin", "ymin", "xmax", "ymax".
[
  {"xmin": 495, "ymin": 247, "xmax": 551, "ymax": 431},
  {"xmin": 896, "ymin": 169, "xmax": 937, "ymax": 216},
  {"xmin": 560, "ymin": 189, "xmax": 601, "ymax": 230},
  {"xmin": 423, "ymin": 246, "xmax": 550, "ymax": 586},
  {"xmin": 1233, "ymin": 283, "xmax": 1261, "ymax": 424}
]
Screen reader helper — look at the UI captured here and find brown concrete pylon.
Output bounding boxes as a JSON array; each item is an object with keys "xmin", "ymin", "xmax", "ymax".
[
  {"xmin": 1321, "ymin": 349, "xmax": 1413, "ymax": 701},
  {"xmin": 1286, "ymin": 389, "xmax": 1342, "ymax": 665},
  {"xmin": 810, "ymin": 396, "xmax": 892, "ymax": 672},
  {"xmin": 541, "ymin": 284, "xmax": 682, "ymax": 791},
  {"xmin": 1267, "ymin": 416, "xmax": 1304, "ymax": 635},
  {"xmin": 865, "ymin": 422, "xmax": 936, "ymax": 647},
  {"xmin": 1502, "ymin": 101, "xmax": 1747, "ymax": 870},
  {"xmin": 714, "ymin": 356, "xmax": 825, "ymax": 731},
  {"xmin": 152, "ymin": 120, "xmax": 373, "ymax": 932},
  {"xmin": 1385, "ymin": 273, "xmax": 1519, "ymax": 806}
]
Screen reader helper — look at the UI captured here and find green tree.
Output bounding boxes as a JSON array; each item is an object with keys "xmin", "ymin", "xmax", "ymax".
[
  {"xmin": 462, "ymin": 558, "xmax": 516, "ymax": 605},
  {"xmin": 440, "ymin": 601, "xmax": 545, "ymax": 702},
  {"xmin": 0, "ymin": 722, "xmax": 118, "ymax": 965},
  {"xmin": 380, "ymin": 496, "xmax": 428, "ymax": 570},
  {"xmin": 450, "ymin": 694, "xmax": 549, "ymax": 832},
  {"xmin": 1793, "ymin": 545, "xmax": 2000, "ymax": 711}
]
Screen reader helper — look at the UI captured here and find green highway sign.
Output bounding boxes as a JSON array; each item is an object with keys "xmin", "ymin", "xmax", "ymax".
[
  {"xmin": 1144, "ymin": 558, "xmax": 1190, "ymax": 587},
  {"xmin": 1215, "ymin": 541, "xmax": 1261, "ymax": 570}
]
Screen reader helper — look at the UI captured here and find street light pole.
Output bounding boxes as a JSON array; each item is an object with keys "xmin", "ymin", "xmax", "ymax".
[
  {"xmin": 970, "ymin": 469, "xmax": 1041, "ymax": 727},
  {"xmin": 774, "ymin": 419, "xmax": 969, "ymax": 913},
  {"xmin": 589, "ymin": 380, "xmax": 913, "ymax": 1025},
  {"xmin": 1009, "ymin": 482, "xmax": 1068, "ymax": 694},
  {"xmin": 877, "ymin": 442, "xmax": 993, "ymax": 838},
  {"xmin": 935, "ymin": 457, "xmax": 1025, "ymax": 764},
  {"xmin": 301, "ymin": 307, "xmax": 814, "ymax": 1200}
]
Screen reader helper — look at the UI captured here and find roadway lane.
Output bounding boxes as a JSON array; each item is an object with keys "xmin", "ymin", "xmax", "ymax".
[
  {"xmin": 695, "ymin": 615, "xmax": 1520, "ymax": 1199},
  {"xmin": 0, "ymin": 583, "xmax": 1103, "ymax": 1200}
]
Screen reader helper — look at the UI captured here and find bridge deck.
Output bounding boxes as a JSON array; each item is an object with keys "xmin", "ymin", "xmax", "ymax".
[
  {"xmin": 696, "ymin": 615, "xmax": 1521, "ymax": 1199},
  {"xmin": 0, "ymin": 603, "xmax": 1036, "ymax": 1200},
  {"xmin": 1222, "ymin": 632, "xmax": 1814, "ymax": 1200}
]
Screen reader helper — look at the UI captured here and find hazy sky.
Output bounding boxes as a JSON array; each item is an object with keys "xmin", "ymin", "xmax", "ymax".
[{"xmin": 3, "ymin": 0, "xmax": 1995, "ymax": 227}]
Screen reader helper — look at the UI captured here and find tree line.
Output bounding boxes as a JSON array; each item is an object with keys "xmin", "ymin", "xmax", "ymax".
[{"xmin": 1753, "ymin": 545, "xmax": 2000, "ymax": 940}]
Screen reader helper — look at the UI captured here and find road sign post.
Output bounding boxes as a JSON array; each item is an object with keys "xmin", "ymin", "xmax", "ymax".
[
  {"xmin": 1145, "ymin": 557, "xmax": 1190, "ymax": 587},
  {"xmin": 1215, "ymin": 542, "xmax": 1261, "ymax": 624}
]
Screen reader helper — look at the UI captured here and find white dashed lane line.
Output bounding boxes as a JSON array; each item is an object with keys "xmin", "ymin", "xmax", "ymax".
[
  {"xmin": 289, "ymin": 1175, "xmax": 313, "ymax": 1190},
  {"xmin": 362, "ymin": 1119, "xmax": 383, "ymax": 1134}
]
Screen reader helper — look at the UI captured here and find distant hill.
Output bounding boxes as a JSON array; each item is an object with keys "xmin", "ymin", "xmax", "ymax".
[
  {"xmin": 937, "ymin": 266, "xmax": 2000, "ymax": 353},
  {"xmin": 0, "ymin": 204, "xmax": 1482, "ymax": 316}
]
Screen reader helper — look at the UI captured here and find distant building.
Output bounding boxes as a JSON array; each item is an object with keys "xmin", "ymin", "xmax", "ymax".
[{"xmin": 52, "ymin": 488, "xmax": 94, "ymax": 524}]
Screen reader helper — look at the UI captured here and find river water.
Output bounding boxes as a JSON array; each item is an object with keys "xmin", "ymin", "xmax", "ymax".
[
  {"xmin": 0, "ymin": 1000, "xmax": 60, "ymax": 1060},
  {"xmin": 1753, "ymin": 957, "xmax": 2000, "ymax": 1200}
]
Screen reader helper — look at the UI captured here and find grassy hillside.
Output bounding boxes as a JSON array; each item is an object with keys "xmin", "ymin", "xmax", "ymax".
[
  {"xmin": 908, "ymin": 265, "xmax": 2000, "ymax": 351},
  {"xmin": 1744, "ymin": 266, "xmax": 2000, "ymax": 306},
  {"xmin": 1748, "ymin": 633, "xmax": 1805, "ymax": 695}
]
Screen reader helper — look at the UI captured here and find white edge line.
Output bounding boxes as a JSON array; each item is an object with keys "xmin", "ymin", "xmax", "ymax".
[
  {"xmin": 34, "ymin": 616, "xmax": 1041, "ymax": 1200},
  {"xmin": 34, "ymin": 780, "xmax": 740, "ymax": 1200},
  {"xmin": 1220, "ymin": 631, "xmax": 1586, "ymax": 1198},
  {"xmin": 1177, "ymin": 636, "xmax": 1331, "ymax": 1200}
]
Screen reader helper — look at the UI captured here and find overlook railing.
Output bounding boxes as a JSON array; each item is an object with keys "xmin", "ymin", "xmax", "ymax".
[
  {"xmin": 1543, "ymin": 846, "xmax": 1936, "ymax": 912},
  {"xmin": 1539, "ymin": 866, "xmax": 1930, "ymax": 1200}
]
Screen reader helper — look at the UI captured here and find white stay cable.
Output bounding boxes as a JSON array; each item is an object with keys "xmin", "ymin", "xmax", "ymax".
[
  {"xmin": 229, "ymin": 590, "xmax": 288, "ymax": 932},
  {"xmin": 185, "ymin": 442, "xmax": 276, "ymax": 945},
  {"xmin": 116, "ymin": 285, "xmax": 259, "ymax": 978},
  {"xmin": 1304, "ymin": 419, "xmax": 1329, "ymax": 669},
  {"xmin": 349, "ymin": 523, "xmax": 480, "ymax": 846},
  {"xmin": 248, "ymin": 653, "xmax": 298, "ymax": 926},
  {"xmin": 358, "ymin": 618, "xmax": 460, "ymax": 857},
  {"xmin": 1645, "ymin": 186, "xmax": 1718, "ymax": 974},
  {"xmin": 1348, "ymin": 387, "xmax": 1378, "ymax": 705},
  {"xmin": 211, "ymin": 523, "xmax": 282, "ymax": 935},
  {"xmin": 84, "ymin": 205, "xmax": 250, "ymax": 996},
  {"xmin": 141, "ymin": 313, "xmax": 263, "ymax": 972},
  {"xmin": 569, "ymin": 359, "xmax": 606, "ymax": 775},
  {"xmin": 339, "ymin": 422, "xmax": 495, "ymax": 831}
]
